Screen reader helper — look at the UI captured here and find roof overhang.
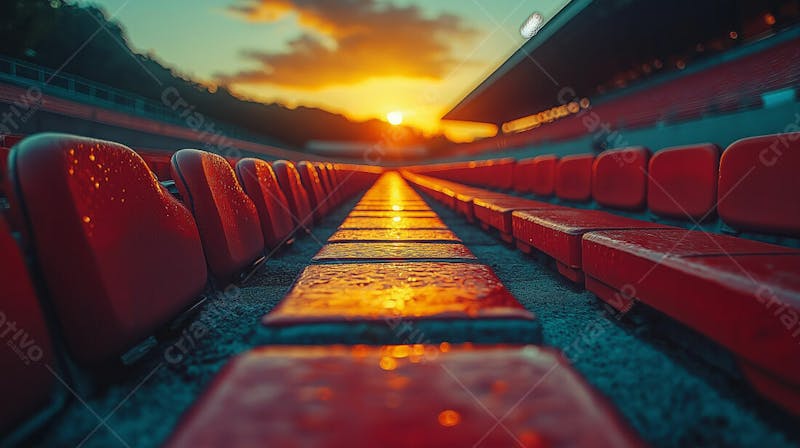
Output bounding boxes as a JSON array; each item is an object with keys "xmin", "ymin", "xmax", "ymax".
[{"xmin": 442, "ymin": 0, "xmax": 767, "ymax": 125}]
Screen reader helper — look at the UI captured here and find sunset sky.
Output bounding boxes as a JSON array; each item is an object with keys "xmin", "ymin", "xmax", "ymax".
[{"xmin": 78, "ymin": 0, "xmax": 569, "ymax": 141}]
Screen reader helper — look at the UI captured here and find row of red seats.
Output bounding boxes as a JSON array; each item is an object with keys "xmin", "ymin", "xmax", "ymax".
[
  {"xmin": 138, "ymin": 150, "xmax": 281, "ymax": 183},
  {"xmin": 593, "ymin": 35, "xmax": 800, "ymax": 128},
  {"xmin": 402, "ymin": 132, "xmax": 800, "ymax": 415},
  {"xmin": 0, "ymin": 133, "xmax": 380, "ymax": 443},
  {"xmin": 413, "ymin": 141, "xmax": 800, "ymax": 237},
  {"xmin": 411, "ymin": 158, "xmax": 516, "ymax": 191}
]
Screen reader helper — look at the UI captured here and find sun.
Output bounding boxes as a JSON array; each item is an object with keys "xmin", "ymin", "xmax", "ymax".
[{"xmin": 386, "ymin": 111, "xmax": 403, "ymax": 126}]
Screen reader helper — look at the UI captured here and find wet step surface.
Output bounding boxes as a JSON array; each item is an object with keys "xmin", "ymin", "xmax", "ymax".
[
  {"xmin": 256, "ymin": 261, "xmax": 540, "ymax": 345},
  {"xmin": 166, "ymin": 345, "xmax": 644, "ymax": 448},
  {"xmin": 257, "ymin": 172, "xmax": 541, "ymax": 345}
]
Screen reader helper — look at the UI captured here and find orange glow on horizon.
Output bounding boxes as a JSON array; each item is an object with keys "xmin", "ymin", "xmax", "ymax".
[{"xmin": 231, "ymin": 77, "xmax": 500, "ymax": 143}]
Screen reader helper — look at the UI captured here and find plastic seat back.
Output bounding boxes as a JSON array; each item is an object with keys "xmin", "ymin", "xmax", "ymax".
[
  {"xmin": 556, "ymin": 154, "xmax": 594, "ymax": 202},
  {"xmin": 272, "ymin": 160, "xmax": 313, "ymax": 229},
  {"xmin": 235, "ymin": 158, "xmax": 295, "ymax": 250},
  {"xmin": 718, "ymin": 133, "xmax": 800, "ymax": 235},
  {"xmin": 297, "ymin": 161, "xmax": 328, "ymax": 221},
  {"xmin": 593, "ymin": 147, "xmax": 650, "ymax": 210},
  {"xmin": 171, "ymin": 149, "xmax": 264, "ymax": 283},
  {"xmin": 512, "ymin": 158, "xmax": 536, "ymax": 193},
  {"xmin": 648, "ymin": 144, "xmax": 719, "ymax": 220},
  {"xmin": 530, "ymin": 155, "xmax": 558, "ymax": 197},
  {"xmin": 10, "ymin": 134, "xmax": 207, "ymax": 364},
  {"xmin": 0, "ymin": 216, "xmax": 59, "ymax": 438}
]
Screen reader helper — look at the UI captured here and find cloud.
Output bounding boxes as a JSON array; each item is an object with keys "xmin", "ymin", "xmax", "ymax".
[{"xmin": 219, "ymin": 0, "xmax": 477, "ymax": 89}]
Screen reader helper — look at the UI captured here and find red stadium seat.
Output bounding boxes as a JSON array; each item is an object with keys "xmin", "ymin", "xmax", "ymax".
[
  {"xmin": 323, "ymin": 166, "xmax": 347, "ymax": 200},
  {"xmin": 10, "ymin": 134, "xmax": 207, "ymax": 364},
  {"xmin": 297, "ymin": 161, "xmax": 328, "ymax": 222},
  {"xmin": 455, "ymin": 191, "xmax": 507, "ymax": 224},
  {"xmin": 313, "ymin": 163, "xmax": 330, "ymax": 195},
  {"xmin": 592, "ymin": 147, "xmax": 650, "ymax": 210},
  {"xmin": 272, "ymin": 160, "xmax": 313, "ymax": 230},
  {"xmin": 171, "ymin": 149, "xmax": 264, "ymax": 284},
  {"xmin": 235, "ymin": 158, "xmax": 295, "ymax": 250},
  {"xmin": 583, "ymin": 229, "xmax": 800, "ymax": 309},
  {"xmin": 324, "ymin": 163, "xmax": 340, "ymax": 197},
  {"xmin": 530, "ymin": 155, "xmax": 557, "ymax": 197},
  {"xmin": 582, "ymin": 229, "xmax": 800, "ymax": 413},
  {"xmin": 486, "ymin": 158, "xmax": 515, "ymax": 190},
  {"xmin": 718, "ymin": 133, "xmax": 800, "ymax": 235},
  {"xmin": 513, "ymin": 209, "xmax": 669, "ymax": 282},
  {"xmin": 647, "ymin": 144, "xmax": 719, "ymax": 220},
  {"xmin": 314, "ymin": 162, "xmax": 337, "ymax": 206},
  {"xmin": 555, "ymin": 154, "xmax": 594, "ymax": 202},
  {"xmin": 512, "ymin": 158, "xmax": 536, "ymax": 193},
  {"xmin": 324, "ymin": 162, "xmax": 342, "ymax": 204},
  {"xmin": 0, "ymin": 216, "xmax": 59, "ymax": 438},
  {"xmin": 165, "ymin": 345, "xmax": 644, "ymax": 447},
  {"xmin": 334, "ymin": 164, "xmax": 359, "ymax": 200},
  {"xmin": 403, "ymin": 170, "xmax": 497, "ymax": 222},
  {"xmin": 473, "ymin": 196, "xmax": 563, "ymax": 242}
]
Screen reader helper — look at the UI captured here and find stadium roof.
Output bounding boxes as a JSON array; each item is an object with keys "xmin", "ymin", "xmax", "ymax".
[{"xmin": 443, "ymin": 0, "xmax": 780, "ymax": 125}]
